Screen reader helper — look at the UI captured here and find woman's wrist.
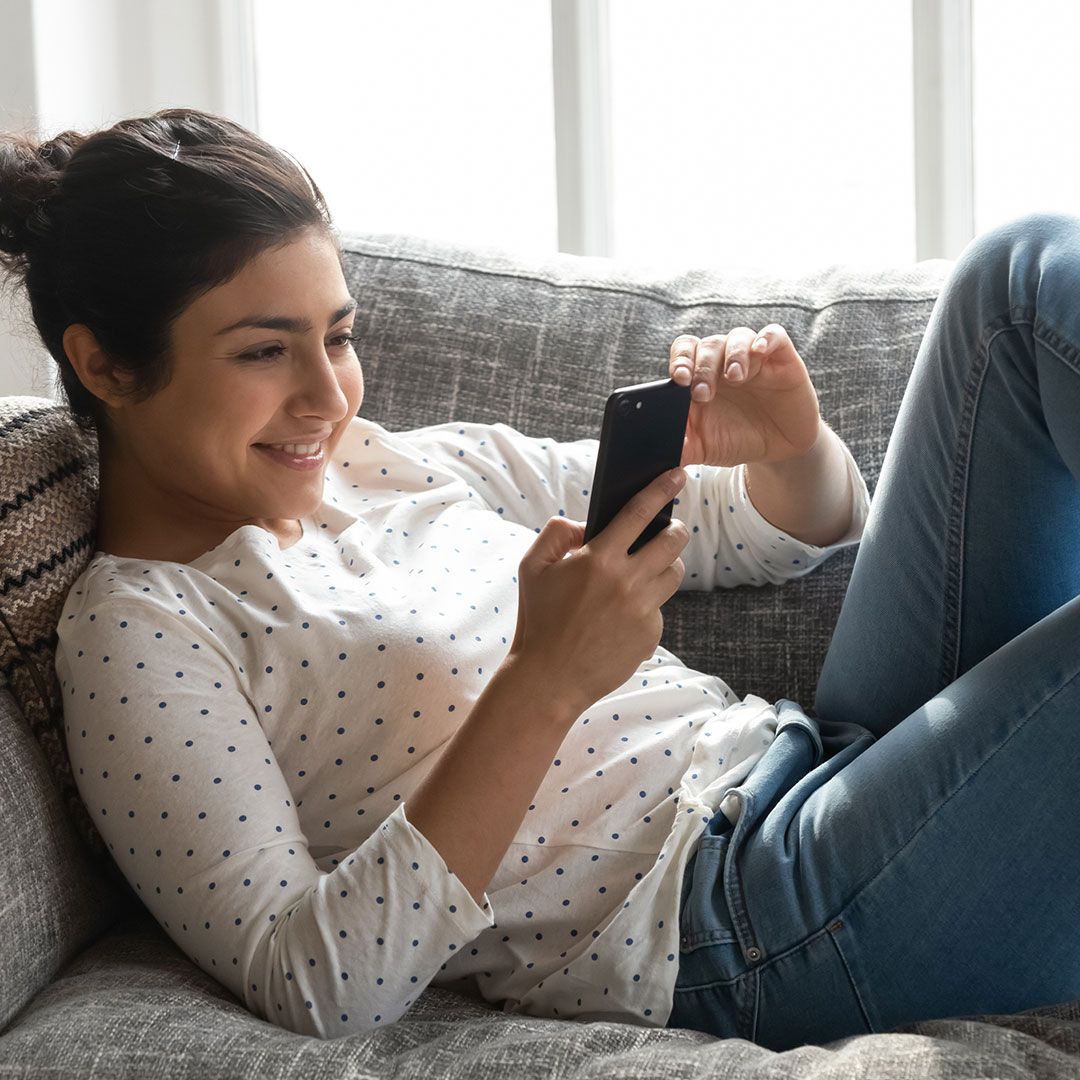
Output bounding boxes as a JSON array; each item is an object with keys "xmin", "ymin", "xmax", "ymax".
[{"xmin": 498, "ymin": 649, "xmax": 587, "ymax": 727}]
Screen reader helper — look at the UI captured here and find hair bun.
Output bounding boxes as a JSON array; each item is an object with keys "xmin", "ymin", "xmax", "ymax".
[{"xmin": 0, "ymin": 128, "xmax": 84, "ymax": 264}]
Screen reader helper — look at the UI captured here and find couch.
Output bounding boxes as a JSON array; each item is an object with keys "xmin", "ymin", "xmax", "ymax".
[{"xmin": 2, "ymin": 229, "xmax": 1079, "ymax": 1078}]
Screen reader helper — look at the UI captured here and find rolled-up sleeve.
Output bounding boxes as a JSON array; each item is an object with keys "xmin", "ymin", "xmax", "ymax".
[
  {"xmin": 56, "ymin": 599, "xmax": 495, "ymax": 1038},
  {"xmin": 711, "ymin": 434, "xmax": 872, "ymax": 588}
]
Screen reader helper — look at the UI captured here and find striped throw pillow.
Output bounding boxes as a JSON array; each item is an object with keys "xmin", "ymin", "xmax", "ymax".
[{"xmin": 0, "ymin": 395, "xmax": 108, "ymax": 860}]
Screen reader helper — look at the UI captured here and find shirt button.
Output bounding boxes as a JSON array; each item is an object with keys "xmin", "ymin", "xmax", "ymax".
[{"xmin": 745, "ymin": 946, "xmax": 762, "ymax": 962}]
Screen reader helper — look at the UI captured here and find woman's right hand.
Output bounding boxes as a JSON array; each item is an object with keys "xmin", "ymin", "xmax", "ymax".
[{"xmin": 507, "ymin": 467, "xmax": 689, "ymax": 716}]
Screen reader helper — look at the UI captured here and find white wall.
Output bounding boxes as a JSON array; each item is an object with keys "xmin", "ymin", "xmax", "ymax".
[
  {"xmin": 0, "ymin": 0, "xmax": 254, "ymax": 401},
  {"xmin": 0, "ymin": 0, "xmax": 49, "ymax": 399}
]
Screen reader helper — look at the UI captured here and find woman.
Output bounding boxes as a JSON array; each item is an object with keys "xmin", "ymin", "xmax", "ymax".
[{"xmin": 0, "ymin": 108, "xmax": 1072, "ymax": 1049}]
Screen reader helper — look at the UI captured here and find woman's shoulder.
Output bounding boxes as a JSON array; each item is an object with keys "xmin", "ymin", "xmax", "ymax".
[{"xmin": 55, "ymin": 550, "xmax": 225, "ymax": 652}]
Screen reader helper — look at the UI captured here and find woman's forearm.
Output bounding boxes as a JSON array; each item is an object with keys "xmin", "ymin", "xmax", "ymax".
[
  {"xmin": 406, "ymin": 652, "xmax": 582, "ymax": 909},
  {"xmin": 744, "ymin": 421, "xmax": 855, "ymax": 548}
]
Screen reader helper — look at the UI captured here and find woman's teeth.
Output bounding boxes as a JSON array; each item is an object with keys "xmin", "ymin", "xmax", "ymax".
[{"xmin": 265, "ymin": 442, "xmax": 322, "ymax": 455}]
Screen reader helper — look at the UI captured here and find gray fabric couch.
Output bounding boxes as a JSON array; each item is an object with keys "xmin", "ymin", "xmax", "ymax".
[{"xmin": 3, "ymin": 229, "xmax": 1080, "ymax": 1078}]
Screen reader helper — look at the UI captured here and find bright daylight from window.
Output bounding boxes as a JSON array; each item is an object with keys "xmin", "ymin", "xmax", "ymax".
[
  {"xmin": 254, "ymin": 0, "xmax": 919, "ymax": 269},
  {"xmin": 972, "ymin": 0, "xmax": 1080, "ymax": 235},
  {"xmin": 253, "ymin": 0, "xmax": 559, "ymax": 254}
]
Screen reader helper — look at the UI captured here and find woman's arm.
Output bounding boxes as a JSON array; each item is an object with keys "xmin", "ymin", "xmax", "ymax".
[
  {"xmin": 745, "ymin": 421, "xmax": 857, "ymax": 548},
  {"xmin": 407, "ymin": 650, "xmax": 582, "ymax": 908},
  {"xmin": 391, "ymin": 418, "xmax": 868, "ymax": 591},
  {"xmin": 57, "ymin": 599, "xmax": 503, "ymax": 1038}
]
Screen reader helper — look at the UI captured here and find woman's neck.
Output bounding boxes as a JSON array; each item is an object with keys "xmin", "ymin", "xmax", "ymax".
[{"xmin": 94, "ymin": 447, "xmax": 304, "ymax": 562}]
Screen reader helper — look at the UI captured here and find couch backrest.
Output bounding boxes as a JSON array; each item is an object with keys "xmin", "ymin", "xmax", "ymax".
[
  {"xmin": 338, "ymin": 231, "xmax": 954, "ymax": 708},
  {"xmin": 0, "ymin": 232, "xmax": 952, "ymax": 1026}
]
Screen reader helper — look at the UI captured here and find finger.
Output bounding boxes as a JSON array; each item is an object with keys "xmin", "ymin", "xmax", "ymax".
[
  {"xmin": 603, "ymin": 466, "xmax": 686, "ymax": 559},
  {"xmin": 637, "ymin": 512, "xmax": 690, "ymax": 583},
  {"xmin": 669, "ymin": 334, "xmax": 699, "ymax": 387},
  {"xmin": 690, "ymin": 334, "xmax": 726, "ymax": 403},
  {"xmin": 745, "ymin": 323, "xmax": 793, "ymax": 381},
  {"xmin": 722, "ymin": 326, "xmax": 756, "ymax": 386},
  {"xmin": 653, "ymin": 553, "xmax": 686, "ymax": 608}
]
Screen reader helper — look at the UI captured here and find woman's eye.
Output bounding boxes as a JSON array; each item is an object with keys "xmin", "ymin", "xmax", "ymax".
[
  {"xmin": 238, "ymin": 333, "xmax": 357, "ymax": 363},
  {"xmin": 239, "ymin": 345, "xmax": 286, "ymax": 362}
]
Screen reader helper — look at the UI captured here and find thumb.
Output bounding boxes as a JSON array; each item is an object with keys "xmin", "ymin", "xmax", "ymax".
[{"xmin": 522, "ymin": 516, "xmax": 585, "ymax": 572}]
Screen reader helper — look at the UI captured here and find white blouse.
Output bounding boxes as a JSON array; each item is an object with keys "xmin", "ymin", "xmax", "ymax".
[{"xmin": 55, "ymin": 413, "xmax": 870, "ymax": 1037}]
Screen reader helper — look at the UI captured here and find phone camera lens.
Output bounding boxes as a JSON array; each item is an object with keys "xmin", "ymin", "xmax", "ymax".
[{"xmin": 617, "ymin": 398, "xmax": 632, "ymax": 415}]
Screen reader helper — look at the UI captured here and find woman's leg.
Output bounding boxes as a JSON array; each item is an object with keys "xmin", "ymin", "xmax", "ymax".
[
  {"xmin": 814, "ymin": 211, "xmax": 1080, "ymax": 733},
  {"xmin": 739, "ymin": 212, "xmax": 1080, "ymax": 1047}
]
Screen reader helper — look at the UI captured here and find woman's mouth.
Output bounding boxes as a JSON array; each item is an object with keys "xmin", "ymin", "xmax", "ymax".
[{"xmin": 253, "ymin": 441, "xmax": 326, "ymax": 470}]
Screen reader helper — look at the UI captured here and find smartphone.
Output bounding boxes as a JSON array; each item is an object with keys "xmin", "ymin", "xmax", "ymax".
[{"xmin": 584, "ymin": 376, "xmax": 693, "ymax": 556}]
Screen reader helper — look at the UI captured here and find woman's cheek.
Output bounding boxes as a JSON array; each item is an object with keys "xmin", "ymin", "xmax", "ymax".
[{"xmin": 346, "ymin": 362, "xmax": 364, "ymax": 413}]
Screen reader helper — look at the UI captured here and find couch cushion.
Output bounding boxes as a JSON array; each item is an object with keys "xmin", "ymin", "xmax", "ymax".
[
  {"xmin": 2, "ymin": 908, "xmax": 1079, "ymax": 1078},
  {"xmin": 0, "ymin": 687, "xmax": 130, "ymax": 1031},
  {"xmin": 337, "ymin": 232, "xmax": 955, "ymax": 711}
]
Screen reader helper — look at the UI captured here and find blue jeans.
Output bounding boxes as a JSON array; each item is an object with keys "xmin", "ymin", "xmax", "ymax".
[{"xmin": 666, "ymin": 212, "xmax": 1080, "ymax": 1050}]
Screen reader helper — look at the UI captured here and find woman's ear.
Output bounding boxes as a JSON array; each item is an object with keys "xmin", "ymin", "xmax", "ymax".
[{"xmin": 62, "ymin": 323, "xmax": 135, "ymax": 407}]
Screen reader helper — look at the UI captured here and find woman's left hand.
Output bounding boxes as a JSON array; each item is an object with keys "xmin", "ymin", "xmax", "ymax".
[{"xmin": 669, "ymin": 324, "xmax": 824, "ymax": 469}]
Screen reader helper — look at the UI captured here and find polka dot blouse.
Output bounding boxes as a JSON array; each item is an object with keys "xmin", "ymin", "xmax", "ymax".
[{"xmin": 55, "ymin": 415, "xmax": 870, "ymax": 1038}]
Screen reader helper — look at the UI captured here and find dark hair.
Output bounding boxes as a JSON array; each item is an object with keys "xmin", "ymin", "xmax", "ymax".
[{"xmin": 0, "ymin": 107, "xmax": 341, "ymax": 438}]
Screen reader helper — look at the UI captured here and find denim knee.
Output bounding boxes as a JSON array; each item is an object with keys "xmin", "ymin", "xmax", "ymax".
[{"xmin": 946, "ymin": 211, "xmax": 1080, "ymax": 329}]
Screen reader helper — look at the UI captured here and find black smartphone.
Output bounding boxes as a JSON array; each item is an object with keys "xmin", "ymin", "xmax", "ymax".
[{"xmin": 584, "ymin": 376, "xmax": 693, "ymax": 556}]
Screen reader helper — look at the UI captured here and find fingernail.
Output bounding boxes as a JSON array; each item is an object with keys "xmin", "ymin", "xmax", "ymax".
[
  {"xmin": 752, "ymin": 337, "xmax": 768, "ymax": 352},
  {"xmin": 692, "ymin": 382, "xmax": 709, "ymax": 401},
  {"xmin": 727, "ymin": 362, "xmax": 743, "ymax": 381},
  {"xmin": 674, "ymin": 366, "xmax": 690, "ymax": 385}
]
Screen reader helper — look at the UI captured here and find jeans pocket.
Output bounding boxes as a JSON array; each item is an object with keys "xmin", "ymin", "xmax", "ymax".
[{"xmin": 678, "ymin": 833, "xmax": 737, "ymax": 951}]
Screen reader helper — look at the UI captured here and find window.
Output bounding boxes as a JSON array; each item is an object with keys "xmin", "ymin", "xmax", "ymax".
[
  {"xmin": 250, "ymin": 0, "xmax": 1076, "ymax": 263},
  {"xmin": 972, "ymin": 0, "xmax": 1080, "ymax": 235},
  {"xmin": 608, "ymin": 0, "xmax": 915, "ymax": 268},
  {"xmin": 252, "ymin": 0, "xmax": 559, "ymax": 252}
]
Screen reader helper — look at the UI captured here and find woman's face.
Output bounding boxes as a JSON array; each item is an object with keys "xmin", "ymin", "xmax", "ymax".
[{"xmin": 87, "ymin": 228, "xmax": 363, "ymax": 553}]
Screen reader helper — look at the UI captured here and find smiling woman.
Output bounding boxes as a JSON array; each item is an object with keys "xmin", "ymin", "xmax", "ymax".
[
  {"xmin": 0, "ymin": 103, "xmax": 877, "ymax": 1045},
  {"xmin": 0, "ymin": 107, "xmax": 362, "ymax": 562}
]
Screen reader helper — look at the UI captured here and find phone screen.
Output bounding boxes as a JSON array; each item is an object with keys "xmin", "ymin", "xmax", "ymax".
[{"xmin": 584, "ymin": 377, "xmax": 693, "ymax": 555}]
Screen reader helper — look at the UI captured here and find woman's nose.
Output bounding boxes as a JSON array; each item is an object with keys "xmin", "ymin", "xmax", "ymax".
[{"xmin": 295, "ymin": 349, "xmax": 351, "ymax": 412}]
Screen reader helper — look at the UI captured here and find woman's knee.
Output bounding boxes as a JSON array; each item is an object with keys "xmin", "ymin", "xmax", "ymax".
[{"xmin": 945, "ymin": 211, "xmax": 1080, "ymax": 321}]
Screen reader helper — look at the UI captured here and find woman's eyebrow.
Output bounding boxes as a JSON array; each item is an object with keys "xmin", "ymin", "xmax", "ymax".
[{"xmin": 214, "ymin": 298, "xmax": 357, "ymax": 336}]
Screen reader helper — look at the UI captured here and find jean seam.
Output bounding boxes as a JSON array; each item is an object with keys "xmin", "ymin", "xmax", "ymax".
[
  {"xmin": 680, "ymin": 918, "xmax": 860, "ymax": 1041},
  {"xmin": 724, "ymin": 789, "xmax": 760, "ymax": 962},
  {"xmin": 826, "ymin": 923, "xmax": 875, "ymax": 1034},
  {"xmin": 745, "ymin": 968, "xmax": 760, "ymax": 1043},
  {"xmin": 1034, "ymin": 316, "xmax": 1080, "ymax": 374},
  {"xmin": 725, "ymin": 720, "xmax": 825, "ymax": 966},
  {"xmin": 682, "ymin": 929, "xmax": 737, "ymax": 948},
  {"xmin": 942, "ymin": 311, "xmax": 1035, "ymax": 689},
  {"xmin": 671, "ymin": 964, "xmax": 747, "ymax": 992}
]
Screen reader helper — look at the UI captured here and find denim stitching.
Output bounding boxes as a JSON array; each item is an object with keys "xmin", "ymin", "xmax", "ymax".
[
  {"xmin": 672, "ymin": 963, "xmax": 748, "ymax": 992},
  {"xmin": 744, "ymin": 968, "xmax": 760, "ymax": 1042},
  {"xmin": 942, "ymin": 310, "xmax": 1035, "ymax": 689},
  {"xmin": 1033, "ymin": 318, "xmax": 1080, "ymax": 375},
  {"xmin": 723, "ymin": 791, "xmax": 760, "ymax": 960},
  {"xmin": 826, "ymin": 923, "xmax": 875, "ymax": 1033}
]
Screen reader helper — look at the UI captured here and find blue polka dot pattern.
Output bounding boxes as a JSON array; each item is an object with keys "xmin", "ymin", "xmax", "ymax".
[{"xmin": 55, "ymin": 414, "xmax": 870, "ymax": 1037}]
